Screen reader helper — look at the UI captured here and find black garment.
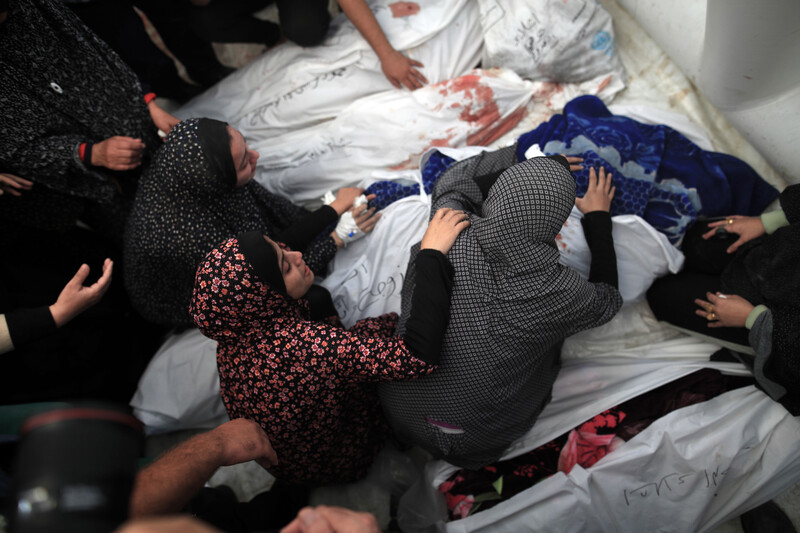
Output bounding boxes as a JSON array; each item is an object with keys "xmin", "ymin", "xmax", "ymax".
[
  {"xmin": 66, "ymin": 1, "xmax": 203, "ymax": 102},
  {"xmin": 0, "ymin": 0, "xmax": 159, "ymax": 239},
  {"xmin": 124, "ymin": 118, "xmax": 339, "ymax": 328},
  {"xmin": 647, "ymin": 184, "xmax": 800, "ymax": 412},
  {"xmin": 131, "ymin": 0, "xmax": 233, "ymax": 88},
  {"xmin": 0, "ymin": 222, "xmax": 162, "ymax": 405},
  {"xmin": 189, "ymin": 0, "xmax": 330, "ymax": 48}
]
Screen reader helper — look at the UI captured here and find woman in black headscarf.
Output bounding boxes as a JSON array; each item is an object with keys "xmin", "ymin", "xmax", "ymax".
[
  {"xmin": 124, "ymin": 118, "xmax": 376, "ymax": 328},
  {"xmin": 379, "ymin": 148, "xmax": 623, "ymax": 468}
]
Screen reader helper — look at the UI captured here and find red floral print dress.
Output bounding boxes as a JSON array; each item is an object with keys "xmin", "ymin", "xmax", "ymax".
[{"xmin": 191, "ymin": 237, "xmax": 434, "ymax": 484}]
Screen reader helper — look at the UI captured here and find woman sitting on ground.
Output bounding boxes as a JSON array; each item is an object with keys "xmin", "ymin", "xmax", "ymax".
[
  {"xmin": 124, "ymin": 117, "xmax": 377, "ymax": 328},
  {"xmin": 379, "ymin": 149, "xmax": 623, "ymax": 469},
  {"xmin": 647, "ymin": 183, "xmax": 800, "ymax": 413},
  {"xmin": 190, "ymin": 208, "xmax": 469, "ymax": 484}
]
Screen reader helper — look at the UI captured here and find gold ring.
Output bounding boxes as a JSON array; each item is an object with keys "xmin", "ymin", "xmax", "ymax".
[
  {"xmin": 727, "ymin": 218, "xmax": 733, "ymax": 225},
  {"xmin": 707, "ymin": 312, "xmax": 716, "ymax": 321}
]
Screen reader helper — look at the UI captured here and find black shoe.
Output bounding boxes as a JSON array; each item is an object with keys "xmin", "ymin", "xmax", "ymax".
[{"xmin": 740, "ymin": 500, "xmax": 797, "ymax": 533}]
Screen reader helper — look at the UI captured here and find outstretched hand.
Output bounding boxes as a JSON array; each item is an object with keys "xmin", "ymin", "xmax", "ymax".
[
  {"xmin": 702, "ymin": 215, "xmax": 765, "ymax": 254},
  {"xmin": 420, "ymin": 208, "xmax": 470, "ymax": 255},
  {"xmin": 694, "ymin": 292, "xmax": 754, "ymax": 328},
  {"xmin": 49, "ymin": 258, "xmax": 113, "ymax": 327},
  {"xmin": 0, "ymin": 173, "xmax": 33, "ymax": 196},
  {"xmin": 381, "ymin": 49, "xmax": 427, "ymax": 90},
  {"xmin": 575, "ymin": 166, "xmax": 615, "ymax": 214}
]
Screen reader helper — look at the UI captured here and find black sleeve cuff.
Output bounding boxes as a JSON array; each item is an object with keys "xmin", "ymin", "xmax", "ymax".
[
  {"xmin": 275, "ymin": 205, "xmax": 339, "ymax": 251},
  {"xmin": 546, "ymin": 154, "xmax": 571, "ymax": 172},
  {"xmin": 401, "ymin": 249, "xmax": 455, "ymax": 365},
  {"xmin": 5, "ymin": 306, "xmax": 57, "ymax": 349},
  {"xmin": 581, "ymin": 211, "xmax": 618, "ymax": 288}
]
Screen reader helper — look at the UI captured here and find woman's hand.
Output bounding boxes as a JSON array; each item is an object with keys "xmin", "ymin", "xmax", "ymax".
[
  {"xmin": 562, "ymin": 155, "xmax": 584, "ymax": 172},
  {"xmin": 380, "ymin": 49, "xmax": 427, "ymax": 90},
  {"xmin": 694, "ymin": 292, "xmax": 754, "ymax": 328},
  {"xmin": 420, "ymin": 208, "xmax": 470, "ymax": 255},
  {"xmin": 575, "ymin": 166, "xmax": 615, "ymax": 214},
  {"xmin": 49, "ymin": 259, "xmax": 113, "ymax": 327},
  {"xmin": 147, "ymin": 100, "xmax": 180, "ymax": 137},
  {"xmin": 702, "ymin": 215, "xmax": 765, "ymax": 254},
  {"xmin": 92, "ymin": 136, "xmax": 145, "ymax": 170},
  {"xmin": 352, "ymin": 202, "xmax": 381, "ymax": 234},
  {"xmin": 331, "ymin": 199, "xmax": 380, "ymax": 248},
  {"xmin": 0, "ymin": 173, "xmax": 33, "ymax": 196},
  {"xmin": 329, "ymin": 187, "xmax": 367, "ymax": 215}
]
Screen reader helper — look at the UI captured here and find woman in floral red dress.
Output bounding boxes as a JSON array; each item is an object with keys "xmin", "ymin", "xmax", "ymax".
[{"xmin": 190, "ymin": 208, "xmax": 468, "ymax": 484}]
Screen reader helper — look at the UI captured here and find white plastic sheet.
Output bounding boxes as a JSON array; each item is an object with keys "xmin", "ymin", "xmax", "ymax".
[
  {"xmin": 398, "ymin": 336, "xmax": 800, "ymax": 533},
  {"xmin": 252, "ymin": 68, "xmax": 539, "ymax": 206},
  {"xmin": 130, "ymin": 329, "xmax": 226, "ymax": 434},
  {"xmin": 177, "ymin": 0, "xmax": 482, "ymax": 138},
  {"xmin": 324, "ymin": 146, "xmax": 683, "ymax": 327},
  {"xmin": 477, "ymin": 0, "xmax": 626, "ymax": 84}
]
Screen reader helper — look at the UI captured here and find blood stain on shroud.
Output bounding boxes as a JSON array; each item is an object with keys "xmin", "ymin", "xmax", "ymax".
[{"xmin": 389, "ymin": 2, "xmax": 421, "ymax": 17}]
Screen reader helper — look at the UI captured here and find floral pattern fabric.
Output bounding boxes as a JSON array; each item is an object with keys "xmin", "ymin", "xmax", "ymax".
[{"xmin": 191, "ymin": 237, "xmax": 434, "ymax": 484}]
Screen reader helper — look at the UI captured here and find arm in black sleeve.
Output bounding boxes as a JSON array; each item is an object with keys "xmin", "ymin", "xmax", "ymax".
[
  {"xmin": 2, "ymin": 307, "xmax": 57, "ymax": 353},
  {"xmin": 274, "ymin": 205, "xmax": 339, "ymax": 251},
  {"xmin": 401, "ymin": 249, "xmax": 455, "ymax": 365},
  {"xmin": 779, "ymin": 183, "xmax": 800, "ymax": 224},
  {"xmin": 581, "ymin": 211, "xmax": 618, "ymax": 288}
]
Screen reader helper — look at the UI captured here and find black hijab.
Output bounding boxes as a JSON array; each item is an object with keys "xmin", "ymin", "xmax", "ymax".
[{"xmin": 124, "ymin": 118, "xmax": 310, "ymax": 327}]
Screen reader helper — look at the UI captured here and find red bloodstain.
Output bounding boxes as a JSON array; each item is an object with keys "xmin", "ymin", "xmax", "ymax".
[
  {"xmin": 467, "ymin": 106, "xmax": 527, "ymax": 146},
  {"xmin": 597, "ymin": 75, "xmax": 612, "ymax": 92},
  {"xmin": 389, "ymin": 2, "xmax": 420, "ymax": 17},
  {"xmin": 389, "ymin": 131, "xmax": 456, "ymax": 170}
]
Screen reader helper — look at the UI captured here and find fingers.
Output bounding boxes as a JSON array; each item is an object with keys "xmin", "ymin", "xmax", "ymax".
[
  {"xmin": 726, "ymin": 236, "xmax": 745, "ymax": 254},
  {"xmin": 67, "ymin": 264, "xmax": 91, "ymax": 290},
  {"xmin": 89, "ymin": 259, "xmax": 114, "ymax": 297},
  {"xmin": 410, "ymin": 66, "xmax": 427, "ymax": 86},
  {"xmin": 564, "ymin": 156, "xmax": 584, "ymax": 172}
]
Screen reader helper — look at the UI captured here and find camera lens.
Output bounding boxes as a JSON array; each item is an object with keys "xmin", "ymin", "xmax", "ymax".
[{"xmin": 12, "ymin": 405, "xmax": 143, "ymax": 533}]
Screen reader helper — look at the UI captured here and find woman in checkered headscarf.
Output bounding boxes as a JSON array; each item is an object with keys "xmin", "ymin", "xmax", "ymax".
[{"xmin": 380, "ymin": 147, "xmax": 623, "ymax": 469}]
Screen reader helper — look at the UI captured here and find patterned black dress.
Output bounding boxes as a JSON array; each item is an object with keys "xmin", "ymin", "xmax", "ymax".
[
  {"xmin": 124, "ymin": 119, "xmax": 338, "ymax": 328},
  {"xmin": 0, "ymin": 0, "xmax": 159, "ymax": 236}
]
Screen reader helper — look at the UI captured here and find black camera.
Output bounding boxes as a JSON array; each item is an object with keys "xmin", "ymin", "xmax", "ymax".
[{"xmin": 11, "ymin": 405, "xmax": 143, "ymax": 533}]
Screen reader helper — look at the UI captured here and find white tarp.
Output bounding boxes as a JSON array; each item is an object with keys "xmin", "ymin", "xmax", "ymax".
[
  {"xmin": 177, "ymin": 0, "xmax": 482, "ymax": 138},
  {"xmin": 398, "ymin": 335, "xmax": 800, "ymax": 533}
]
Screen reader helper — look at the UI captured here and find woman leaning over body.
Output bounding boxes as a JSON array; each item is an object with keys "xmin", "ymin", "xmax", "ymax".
[
  {"xmin": 124, "ymin": 118, "xmax": 376, "ymax": 328},
  {"xmin": 190, "ymin": 208, "xmax": 469, "ymax": 484}
]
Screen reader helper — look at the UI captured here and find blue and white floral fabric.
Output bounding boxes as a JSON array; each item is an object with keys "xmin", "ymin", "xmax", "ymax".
[{"xmin": 517, "ymin": 96, "xmax": 778, "ymax": 246}]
